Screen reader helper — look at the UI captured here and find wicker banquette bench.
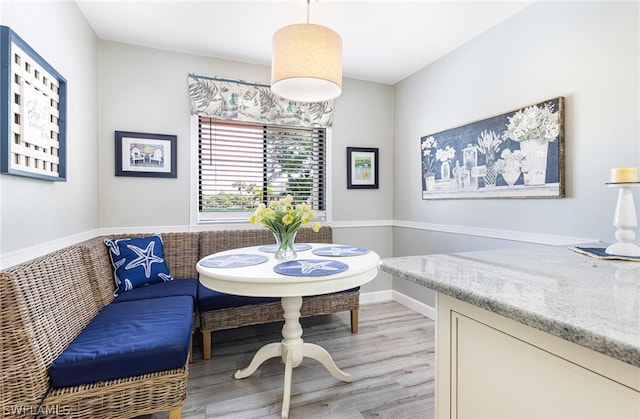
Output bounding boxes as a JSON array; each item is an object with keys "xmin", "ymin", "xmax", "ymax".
[
  {"xmin": 1, "ymin": 235, "xmax": 196, "ymax": 419},
  {"xmin": 1, "ymin": 227, "xmax": 359, "ymax": 418}
]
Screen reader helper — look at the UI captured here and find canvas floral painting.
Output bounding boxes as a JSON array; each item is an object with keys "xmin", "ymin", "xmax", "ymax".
[{"xmin": 420, "ymin": 97, "xmax": 564, "ymax": 199}]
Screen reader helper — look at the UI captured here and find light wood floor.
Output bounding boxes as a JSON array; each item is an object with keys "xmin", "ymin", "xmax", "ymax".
[{"xmin": 151, "ymin": 301, "xmax": 435, "ymax": 419}]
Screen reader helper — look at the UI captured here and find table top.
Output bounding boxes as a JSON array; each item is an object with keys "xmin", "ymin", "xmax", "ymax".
[
  {"xmin": 197, "ymin": 243, "xmax": 380, "ymax": 298},
  {"xmin": 379, "ymin": 244, "xmax": 640, "ymax": 367}
]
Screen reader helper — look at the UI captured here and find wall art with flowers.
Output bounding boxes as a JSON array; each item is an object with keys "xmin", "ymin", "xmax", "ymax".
[{"xmin": 420, "ymin": 97, "xmax": 564, "ymax": 199}]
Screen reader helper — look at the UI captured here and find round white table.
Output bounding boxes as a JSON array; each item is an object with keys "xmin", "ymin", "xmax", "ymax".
[{"xmin": 197, "ymin": 243, "xmax": 380, "ymax": 419}]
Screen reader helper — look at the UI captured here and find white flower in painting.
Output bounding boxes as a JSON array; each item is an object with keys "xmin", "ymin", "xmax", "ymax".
[
  {"xmin": 504, "ymin": 103, "xmax": 559, "ymax": 143},
  {"xmin": 495, "ymin": 148, "xmax": 529, "ymax": 174},
  {"xmin": 421, "ymin": 136, "xmax": 438, "ymax": 175},
  {"xmin": 436, "ymin": 145, "xmax": 456, "ymax": 163},
  {"xmin": 476, "ymin": 130, "xmax": 503, "ymax": 155},
  {"xmin": 421, "ymin": 136, "xmax": 437, "ymax": 151}
]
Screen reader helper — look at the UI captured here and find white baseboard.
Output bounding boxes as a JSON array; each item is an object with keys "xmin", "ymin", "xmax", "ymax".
[
  {"xmin": 359, "ymin": 289, "xmax": 393, "ymax": 304},
  {"xmin": 360, "ymin": 289, "xmax": 436, "ymax": 321},
  {"xmin": 391, "ymin": 290, "xmax": 436, "ymax": 320}
]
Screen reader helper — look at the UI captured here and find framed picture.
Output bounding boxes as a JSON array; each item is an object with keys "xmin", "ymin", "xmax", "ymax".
[
  {"xmin": 421, "ymin": 97, "xmax": 564, "ymax": 199},
  {"xmin": 0, "ymin": 26, "xmax": 67, "ymax": 181},
  {"xmin": 347, "ymin": 147, "xmax": 378, "ymax": 189},
  {"xmin": 115, "ymin": 131, "xmax": 177, "ymax": 178}
]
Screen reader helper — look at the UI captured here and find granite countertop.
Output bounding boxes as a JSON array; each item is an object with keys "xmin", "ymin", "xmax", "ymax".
[{"xmin": 379, "ymin": 245, "xmax": 640, "ymax": 367}]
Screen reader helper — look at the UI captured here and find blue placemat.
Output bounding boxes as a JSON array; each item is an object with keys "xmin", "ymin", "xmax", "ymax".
[
  {"xmin": 312, "ymin": 245, "xmax": 369, "ymax": 257},
  {"xmin": 273, "ymin": 259, "xmax": 349, "ymax": 277},
  {"xmin": 569, "ymin": 246, "xmax": 640, "ymax": 262},
  {"xmin": 258, "ymin": 243, "xmax": 312, "ymax": 253},
  {"xmin": 200, "ymin": 254, "xmax": 269, "ymax": 268}
]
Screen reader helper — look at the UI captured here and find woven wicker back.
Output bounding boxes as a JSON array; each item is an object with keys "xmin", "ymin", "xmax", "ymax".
[
  {"xmin": 297, "ymin": 226, "xmax": 332, "ymax": 244},
  {"xmin": 81, "ymin": 236, "xmax": 117, "ymax": 307},
  {"xmin": 81, "ymin": 232, "xmax": 201, "ymax": 308},
  {"xmin": 198, "ymin": 229, "xmax": 272, "ymax": 259},
  {"xmin": 198, "ymin": 227, "xmax": 332, "ymax": 259},
  {"xmin": 1, "ymin": 246, "xmax": 99, "ymax": 407}
]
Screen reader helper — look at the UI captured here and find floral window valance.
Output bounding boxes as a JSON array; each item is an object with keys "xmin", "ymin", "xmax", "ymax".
[{"xmin": 188, "ymin": 73, "xmax": 333, "ymax": 128}]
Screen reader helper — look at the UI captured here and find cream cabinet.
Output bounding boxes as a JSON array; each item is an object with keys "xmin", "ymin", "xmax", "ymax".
[{"xmin": 436, "ymin": 294, "xmax": 640, "ymax": 418}]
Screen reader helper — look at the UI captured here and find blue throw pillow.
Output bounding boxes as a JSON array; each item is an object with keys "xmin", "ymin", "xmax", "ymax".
[{"xmin": 104, "ymin": 234, "xmax": 173, "ymax": 296}]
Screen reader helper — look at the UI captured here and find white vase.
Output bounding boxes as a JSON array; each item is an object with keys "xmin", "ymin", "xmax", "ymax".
[
  {"xmin": 519, "ymin": 139, "xmax": 548, "ymax": 185},
  {"xmin": 501, "ymin": 169, "xmax": 521, "ymax": 186},
  {"xmin": 440, "ymin": 160, "xmax": 451, "ymax": 180},
  {"xmin": 424, "ymin": 174, "xmax": 436, "ymax": 192},
  {"xmin": 481, "ymin": 152, "xmax": 498, "ymax": 188}
]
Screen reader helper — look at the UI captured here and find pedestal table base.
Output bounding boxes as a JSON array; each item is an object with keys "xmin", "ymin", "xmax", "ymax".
[{"xmin": 234, "ymin": 296, "xmax": 351, "ymax": 418}]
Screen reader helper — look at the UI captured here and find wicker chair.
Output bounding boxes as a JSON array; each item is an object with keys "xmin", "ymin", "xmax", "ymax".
[
  {"xmin": 0, "ymin": 245, "xmax": 187, "ymax": 419},
  {"xmin": 197, "ymin": 226, "xmax": 360, "ymax": 360}
]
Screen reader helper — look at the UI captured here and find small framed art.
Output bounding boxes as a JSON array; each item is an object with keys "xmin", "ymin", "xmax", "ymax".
[
  {"xmin": 115, "ymin": 131, "xmax": 177, "ymax": 178},
  {"xmin": 347, "ymin": 147, "xmax": 379, "ymax": 189}
]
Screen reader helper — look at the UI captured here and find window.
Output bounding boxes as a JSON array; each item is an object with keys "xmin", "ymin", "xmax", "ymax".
[{"xmin": 198, "ymin": 117, "xmax": 326, "ymax": 222}]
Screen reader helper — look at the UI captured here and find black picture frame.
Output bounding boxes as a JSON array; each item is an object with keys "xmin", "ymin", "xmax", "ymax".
[
  {"xmin": 115, "ymin": 131, "xmax": 177, "ymax": 178},
  {"xmin": 347, "ymin": 147, "xmax": 379, "ymax": 189},
  {"xmin": 0, "ymin": 26, "xmax": 67, "ymax": 181}
]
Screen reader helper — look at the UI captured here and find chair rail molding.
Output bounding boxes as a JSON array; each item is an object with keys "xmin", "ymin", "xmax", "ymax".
[
  {"xmin": 393, "ymin": 220, "xmax": 601, "ymax": 246},
  {"xmin": 0, "ymin": 229, "xmax": 100, "ymax": 270},
  {"xmin": 332, "ymin": 220, "xmax": 394, "ymax": 228},
  {"xmin": 1, "ymin": 220, "xmax": 601, "ymax": 270}
]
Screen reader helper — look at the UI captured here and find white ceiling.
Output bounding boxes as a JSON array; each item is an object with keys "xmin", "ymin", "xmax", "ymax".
[{"xmin": 75, "ymin": 0, "xmax": 534, "ymax": 85}]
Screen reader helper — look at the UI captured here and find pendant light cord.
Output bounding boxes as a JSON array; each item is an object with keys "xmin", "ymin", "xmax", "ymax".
[{"xmin": 306, "ymin": 0, "xmax": 310, "ymax": 24}]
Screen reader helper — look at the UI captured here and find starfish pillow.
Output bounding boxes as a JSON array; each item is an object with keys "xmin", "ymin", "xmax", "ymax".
[{"xmin": 104, "ymin": 234, "xmax": 174, "ymax": 296}]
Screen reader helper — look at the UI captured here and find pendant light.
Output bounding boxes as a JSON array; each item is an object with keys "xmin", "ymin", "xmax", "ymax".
[{"xmin": 271, "ymin": 0, "xmax": 342, "ymax": 102}]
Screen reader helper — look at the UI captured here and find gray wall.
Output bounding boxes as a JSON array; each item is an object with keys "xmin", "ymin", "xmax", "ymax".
[
  {"xmin": 1, "ymin": 1, "xmax": 638, "ymax": 307},
  {"xmin": 97, "ymin": 42, "xmax": 394, "ymax": 292},
  {"xmin": 392, "ymin": 1, "xmax": 639, "ymax": 305},
  {"xmin": 0, "ymin": 0, "xmax": 99, "ymax": 263}
]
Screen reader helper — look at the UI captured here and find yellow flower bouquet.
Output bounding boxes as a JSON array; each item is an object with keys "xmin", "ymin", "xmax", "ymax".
[{"xmin": 249, "ymin": 195, "xmax": 321, "ymax": 259}]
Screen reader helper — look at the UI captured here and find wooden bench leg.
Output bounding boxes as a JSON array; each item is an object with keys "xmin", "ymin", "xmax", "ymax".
[
  {"xmin": 350, "ymin": 309, "xmax": 359, "ymax": 333},
  {"xmin": 202, "ymin": 330, "xmax": 212, "ymax": 360},
  {"xmin": 168, "ymin": 407, "xmax": 182, "ymax": 419}
]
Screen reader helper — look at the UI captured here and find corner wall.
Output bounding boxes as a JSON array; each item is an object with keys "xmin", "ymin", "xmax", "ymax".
[
  {"xmin": 392, "ymin": 1, "xmax": 639, "ymax": 306},
  {"xmin": 0, "ymin": 1, "xmax": 99, "ymax": 267},
  {"xmin": 97, "ymin": 42, "xmax": 395, "ymax": 293}
]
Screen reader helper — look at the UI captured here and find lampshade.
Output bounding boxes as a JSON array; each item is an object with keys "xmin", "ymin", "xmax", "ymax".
[{"xmin": 271, "ymin": 23, "xmax": 343, "ymax": 102}]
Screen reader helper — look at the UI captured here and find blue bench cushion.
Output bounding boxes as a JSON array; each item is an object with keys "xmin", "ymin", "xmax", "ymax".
[
  {"xmin": 197, "ymin": 282, "xmax": 279, "ymax": 311},
  {"xmin": 197, "ymin": 283, "xmax": 360, "ymax": 311},
  {"xmin": 113, "ymin": 278, "xmax": 197, "ymax": 304},
  {"xmin": 50, "ymin": 296, "xmax": 193, "ymax": 388}
]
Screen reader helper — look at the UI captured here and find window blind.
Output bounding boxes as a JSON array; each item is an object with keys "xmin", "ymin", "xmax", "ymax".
[{"xmin": 198, "ymin": 117, "xmax": 326, "ymax": 217}]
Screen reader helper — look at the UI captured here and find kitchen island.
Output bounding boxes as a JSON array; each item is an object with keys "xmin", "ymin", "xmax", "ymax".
[{"xmin": 380, "ymin": 245, "xmax": 640, "ymax": 418}]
